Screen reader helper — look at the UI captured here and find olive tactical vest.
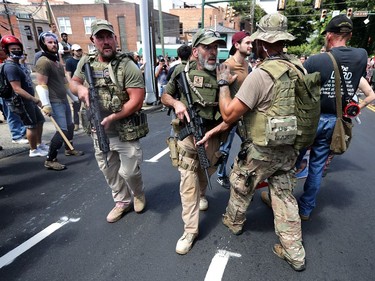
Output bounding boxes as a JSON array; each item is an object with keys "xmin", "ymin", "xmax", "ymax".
[
  {"xmin": 88, "ymin": 54, "xmax": 130, "ymax": 113},
  {"xmin": 87, "ymin": 54, "xmax": 148, "ymax": 141},
  {"xmin": 244, "ymin": 59, "xmax": 298, "ymax": 147},
  {"xmin": 180, "ymin": 69, "xmax": 219, "ymax": 121}
]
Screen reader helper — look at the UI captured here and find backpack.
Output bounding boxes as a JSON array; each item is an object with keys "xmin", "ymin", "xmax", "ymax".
[
  {"xmin": 279, "ymin": 60, "xmax": 321, "ymax": 150},
  {"xmin": 0, "ymin": 62, "xmax": 14, "ymax": 99}
]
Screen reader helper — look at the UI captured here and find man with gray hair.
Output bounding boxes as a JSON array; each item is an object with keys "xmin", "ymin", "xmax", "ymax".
[
  {"xmin": 217, "ymin": 13, "xmax": 306, "ymax": 271},
  {"xmin": 162, "ymin": 29, "xmax": 236, "ymax": 255}
]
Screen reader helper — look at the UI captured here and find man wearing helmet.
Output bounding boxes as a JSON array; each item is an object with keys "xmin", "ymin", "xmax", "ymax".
[
  {"xmin": 1, "ymin": 35, "xmax": 47, "ymax": 157},
  {"xmin": 217, "ymin": 14, "xmax": 306, "ymax": 271},
  {"xmin": 35, "ymin": 32, "xmax": 83, "ymax": 171}
]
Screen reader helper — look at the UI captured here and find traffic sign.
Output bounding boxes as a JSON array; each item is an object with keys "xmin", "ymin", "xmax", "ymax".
[{"xmin": 353, "ymin": 11, "xmax": 368, "ymax": 17}]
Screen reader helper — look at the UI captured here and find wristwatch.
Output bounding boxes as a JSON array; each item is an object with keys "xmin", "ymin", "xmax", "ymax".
[{"xmin": 218, "ymin": 79, "xmax": 229, "ymax": 87}]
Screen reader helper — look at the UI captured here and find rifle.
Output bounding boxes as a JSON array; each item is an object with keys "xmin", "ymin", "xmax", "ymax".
[
  {"xmin": 177, "ymin": 71, "xmax": 212, "ymax": 190},
  {"xmin": 84, "ymin": 62, "xmax": 110, "ymax": 167}
]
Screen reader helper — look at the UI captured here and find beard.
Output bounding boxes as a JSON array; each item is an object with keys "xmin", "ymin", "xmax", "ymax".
[
  {"xmin": 99, "ymin": 47, "xmax": 116, "ymax": 60},
  {"xmin": 198, "ymin": 52, "xmax": 216, "ymax": 71}
]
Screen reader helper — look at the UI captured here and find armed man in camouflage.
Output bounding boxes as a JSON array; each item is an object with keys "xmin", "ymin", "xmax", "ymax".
[
  {"xmin": 161, "ymin": 29, "xmax": 237, "ymax": 255},
  {"xmin": 217, "ymin": 14, "xmax": 306, "ymax": 271},
  {"xmin": 70, "ymin": 19, "xmax": 148, "ymax": 223}
]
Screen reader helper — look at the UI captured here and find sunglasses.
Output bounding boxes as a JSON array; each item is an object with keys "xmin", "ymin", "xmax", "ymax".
[{"xmin": 194, "ymin": 29, "xmax": 221, "ymax": 46}]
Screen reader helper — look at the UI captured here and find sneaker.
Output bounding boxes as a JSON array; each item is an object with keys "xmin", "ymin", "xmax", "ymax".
[
  {"xmin": 106, "ymin": 203, "xmax": 132, "ymax": 223},
  {"xmin": 29, "ymin": 148, "xmax": 48, "ymax": 157},
  {"xmin": 261, "ymin": 191, "xmax": 272, "ymax": 208},
  {"xmin": 38, "ymin": 143, "xmax": 49, "ymax": 151},
  {"xmin": 217, "ymin": 176, "xmax": 230, "ymax": 189},
  {"xmin": 44, "ymin": 159, "xmax": 66, "ymax": 171},
  {"xmin": 12, "ymin": 138, "xmax": 29, "ymax": 144},
  {"xmin": 65, "ymin": 149, "xmax": 84, "ymax": 156},
  {"xmin": 199, "ymin": 196, "xmax": 208, "ymax": 211},
  {"xmin": 222, "ymin": 215, "xmax": 243, "ymax": 235},
  {"xmin": 272, "ymin": 244, "xmax": 306, "ymax": 272},
  {"xmin": 176, "ymin": 232, "xmax": 197, "ymax": 255},
  {"xmin": 134, "ymin": 193, "xmax": 146, "ymax": 213},
  {"xmin": 74, "ymin": 124, "xmax": 79, "ymax": 131}
]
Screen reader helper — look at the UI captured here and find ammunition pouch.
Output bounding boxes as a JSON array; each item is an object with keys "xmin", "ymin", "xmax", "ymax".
[
  {"xmin": 115, "ymin": 111, "xmax": 149, "ymax": 141},
  {"xmin": 166, "ymin": 137, "xmax": 179, "ymax": 167},
  {"xmin": 80, "ymin": 107, "xmax": 92, "ymax": 135},
  {"xmin": 178, "ymin": 146, "xmax": 199, "ymax": 172}
]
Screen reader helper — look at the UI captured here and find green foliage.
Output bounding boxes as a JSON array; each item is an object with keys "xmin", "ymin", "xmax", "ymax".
[{"xmin": 231, "ymin": 1, "xmax": 267, "ymax": 31}]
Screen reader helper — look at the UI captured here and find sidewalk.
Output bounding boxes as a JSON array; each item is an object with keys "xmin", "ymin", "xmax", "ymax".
[{"xmin": 0, "ymin": 103, "xmax": 161, "ymax": 160}]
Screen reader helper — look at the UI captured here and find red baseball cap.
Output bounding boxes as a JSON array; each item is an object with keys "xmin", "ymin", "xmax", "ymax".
[{"xmin": 229, "ymin": 31, "xmax": 250, "ymax": 55}]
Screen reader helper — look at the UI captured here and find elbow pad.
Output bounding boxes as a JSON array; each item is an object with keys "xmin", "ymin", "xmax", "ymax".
[{"xmin": 36, "ymin": 85, "xmax": 51, "ymax": 106}]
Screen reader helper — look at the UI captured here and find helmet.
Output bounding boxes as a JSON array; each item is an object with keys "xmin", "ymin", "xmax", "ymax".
[
  {"xmin": 38, "ymin": 32, "xmax": 58, "ymax": 54},
  {"xmin": 1, "ymin": 35, "xmax": 23, "ymax": 54}
]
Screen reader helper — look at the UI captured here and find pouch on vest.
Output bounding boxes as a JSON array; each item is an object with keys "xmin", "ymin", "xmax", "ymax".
[{"xmin": 115, "ymin": 111, "xmax": 149, "ymax": 141}]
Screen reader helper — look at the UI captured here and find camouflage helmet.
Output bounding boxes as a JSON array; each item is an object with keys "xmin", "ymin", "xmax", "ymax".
[{"xmin": 250, "ymin": 13, "xmax": 295, "ymax": 43}]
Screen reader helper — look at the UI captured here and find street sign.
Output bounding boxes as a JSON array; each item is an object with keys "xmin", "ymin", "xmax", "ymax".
[{"xmin": 353, "ymin": 11, "xmax": 368, "ymax": 17}]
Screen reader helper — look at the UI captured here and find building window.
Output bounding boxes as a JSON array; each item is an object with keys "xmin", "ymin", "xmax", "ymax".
[
  {"xmin": 57, "ymin": 17, "xmax": 72, "ymax": 34},
  {"xmin": 179, "ymin": 23, "xmax": 183, "ymax": 35},
  {"xmin": 83, "ymin": 17, "xmax": 96, "ymax": 35},
  {"xmin": 37, "ymin": 27, "xmax": 43, "ymax": 35},
  {"xmin": 24, "ymin": 25, "xmax": 32, "ymax": 40}
]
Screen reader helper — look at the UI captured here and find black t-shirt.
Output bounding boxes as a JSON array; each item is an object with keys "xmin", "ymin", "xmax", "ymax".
[
  {"xmin": 3, "ymin": 60, "xmax": 35, "ymax": 97},
  {"xmin": 304, "ymin": 46, "xmax": 367, "ymax": 114},
  {"xmin": 65, "ymin": 57, "xmax": 80, "ymax": 74}
]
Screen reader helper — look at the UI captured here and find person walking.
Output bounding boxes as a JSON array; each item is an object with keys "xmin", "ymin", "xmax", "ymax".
[
  {"xmin": 161, "ymin": 29, "xmax": 236, "ymax": 255},
  {"xmin": 217, "ymin": 31, "xmax": 252, "ymax": 188},
  {"xmin": 65, "ymin": 44, "xmax": 83, "ymax": 131},
  {"xmin": 35, "ymin": 32, "xmax": 83, "ymax": 171},
  {"xmin": 70, "ymin": 19, "xmax": 148, "ymax": 223},
  {"xmin": 263, "ymin": 14, "xmax": 375, "ymax": 221},
  {"xmin": 217, "ymin": 13, "xmax": 306, "ymax": 271},
  {"xmin": 1, "ymin": 35, "xmax": 47, "ymax": 157}
]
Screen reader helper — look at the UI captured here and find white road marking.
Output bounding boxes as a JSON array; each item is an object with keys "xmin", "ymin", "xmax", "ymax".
[
  {"xmin": 144, "ymin": 147, "xmax": 170, "ymax": 162},
  {"xmin": 205, "ymin": 250, "xmax": 242, "ymax": 281},
  {"xmin": 0, "ymin": 216, "xmax": 80, "ymax": 269}
]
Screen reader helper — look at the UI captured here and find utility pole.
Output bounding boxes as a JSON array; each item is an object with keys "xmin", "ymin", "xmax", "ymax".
[
  {"xmin": 157, "ymin": 0, "xmax": 164, "ymax": 57},
  {"xmin": 3, "ymin": 0, "xmax": 14, "ymax": 35},
  {"xmin": 250, "ymin": 0, "xmax": 255, "ymax": 33}
]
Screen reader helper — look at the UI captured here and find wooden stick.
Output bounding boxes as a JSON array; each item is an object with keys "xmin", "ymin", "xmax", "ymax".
[{"xmin": 49, "ymin": 115, "xmax": 74, "ymax": 150}]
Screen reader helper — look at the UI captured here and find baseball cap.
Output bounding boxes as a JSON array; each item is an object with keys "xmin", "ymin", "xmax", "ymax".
[
  {"xmin": 250, "ymin": 13, "xmax": 295, "ymax": 43},
  {"xmin": 192, "ymin": 29, "xmax": 226, "ymax": 48},
  {"xmin": 91, "ymin": 19, "xmax": 114, "ymax": 36},
  {"xmin": 322, "ymin": 14, "xmax": 353, "ymax": 35},
  {"xmin": 71, "ymin": 44, "xmax": 82, "ymax": 51},
  {"xmin": 229, "ymin": 31, "xmax": 250, "ymax": 55}
]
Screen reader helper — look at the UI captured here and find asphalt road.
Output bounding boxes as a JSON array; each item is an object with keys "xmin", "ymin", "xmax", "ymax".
[{"xmin": 1, "ymin": 107, "xmax": 375, "ymax": 281}]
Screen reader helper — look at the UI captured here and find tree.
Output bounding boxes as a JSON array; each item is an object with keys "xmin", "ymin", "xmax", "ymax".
[
  {"xmin": 284, "ymin": 0, "xmax": 375, "ymax": 56},
  {"xmin": 231, "ymin": 1, "xmax": 267, "ymax": 32}
]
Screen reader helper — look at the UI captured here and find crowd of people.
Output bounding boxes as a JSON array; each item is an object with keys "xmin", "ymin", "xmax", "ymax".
[{"xmin": 1, "ymin": 13, "xmax": 375, "ymax": 272}]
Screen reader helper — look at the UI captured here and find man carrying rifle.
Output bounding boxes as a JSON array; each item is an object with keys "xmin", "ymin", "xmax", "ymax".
[
  {"xmin": 70, "ymin": 19, "xmax": 148, "ymax": 223},
  {"xmin": 161, "ymin": 29, "xmax": 236, "ymax": 255}
]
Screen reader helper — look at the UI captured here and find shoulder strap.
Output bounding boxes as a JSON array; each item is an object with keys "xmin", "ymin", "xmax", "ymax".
[
  {"xmin": 108, "ymin": 53, "xmax": 134, "ymax": 89},
  {"xmin": 327, "ymin": 52, "xmax": 343, "ymax": 118}
]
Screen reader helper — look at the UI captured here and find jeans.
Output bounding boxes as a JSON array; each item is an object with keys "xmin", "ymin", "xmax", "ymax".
[
  {"xmin": 0, "ymin": 98, "xmax": 26, "ymax": 140},
  {"xmin": 217, "ymin": 125, "xmax": 237, "ymax": 178},
  {"xmin": 51, "ymin": 101, "xmax": 72, "ymax": 131},
  {"xmin": 298, "ymin": 114, "xmax": 336, "ymax": 216}
]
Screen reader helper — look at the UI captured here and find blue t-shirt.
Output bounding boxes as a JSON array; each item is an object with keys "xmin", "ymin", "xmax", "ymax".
[
  {"xmin": 304, "ymin": 47, "xmax": 367, "ymax": 115},
  {"xmin": 65, "ymin": 57, "xmax": 80, "ymax": 74},
  {"xmin": 3, "ymin": 60, "xmax": 35, "ymax": 97}
]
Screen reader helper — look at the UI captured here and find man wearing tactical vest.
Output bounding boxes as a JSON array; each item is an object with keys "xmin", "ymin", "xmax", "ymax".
[
  {"xmin": 70, "ymin": 19, "xmax": 148, "ymax": 223},
  {"xmin": 161, "ymin": 29, "xmax": 236, "ymax": 255},
  {"xmin": 217, "ymin": 14, "xmax": 306, "ymax": 271}
]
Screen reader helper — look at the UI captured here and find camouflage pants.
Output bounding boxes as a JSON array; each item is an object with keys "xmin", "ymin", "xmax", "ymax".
[
  {"xmin": 177, "ymin": 134, "xmax": 221, "ymax": 234},
  {"xmin": 224, "ymin": 143, "xmax": 305, "ymax": 265}
]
